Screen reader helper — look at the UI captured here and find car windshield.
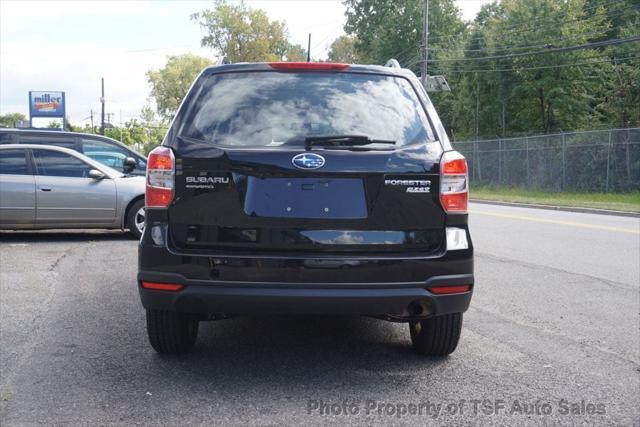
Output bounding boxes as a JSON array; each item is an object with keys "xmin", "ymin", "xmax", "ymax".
[{"xmin": 179, "ymin": 71, "xmax": 436, "ymax": 148}]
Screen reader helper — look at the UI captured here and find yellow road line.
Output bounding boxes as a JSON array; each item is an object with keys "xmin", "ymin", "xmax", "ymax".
[{"xmin": 470, "ymin": 210, "xmax": 640, "ymax": 235}]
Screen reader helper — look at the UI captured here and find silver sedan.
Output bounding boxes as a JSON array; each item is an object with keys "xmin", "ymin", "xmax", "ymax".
[{"xmin": 0, "ymin": 144, "xmax": 146, "ymax": 238}]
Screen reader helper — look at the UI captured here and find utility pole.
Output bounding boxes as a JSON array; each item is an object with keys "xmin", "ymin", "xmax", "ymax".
[
  {"xmin": 307, "ymin": 33, "xmax": 311, "ymax": 62},
  {"xmin": 100, "ymin": 77, "xmax": 105, "ymax": 135},
  {"xmin": 501, "ymin": 101, "xmax": 506, "ymax": 138},
  {"xmin": 421, "ymin": 0, "xmax": 429, "ymax": 87},
  {"xmin": 475, "ymin": 75, "xmax": 479, "ymax": 140}
]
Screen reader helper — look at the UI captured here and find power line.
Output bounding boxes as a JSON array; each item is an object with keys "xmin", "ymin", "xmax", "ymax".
[
  {"xmin": 424, "ymin": 3, "xmax": 636, "ymax": 45},
  {"xmin": 394, "ymin": 14, "xmax": 632, "ymax": 66},
  {"xmin": 445, "ymin": 53, "xmax": 639, "ymax": 73},
  {"xmin": 459, "ymin": 0, "xmax": 628, "ymax": 35},
  {"xmin": 394, "ymin": 3, "xmax": 629, "ymax": 63},
  {"xmin": 395, "ymin": 25, "xmax": 618, "ymax": 65},
  {"xmin": 427, "ymin": 27, "xmax": 618, "ymax": 54},
  {"xmin": 408, "ymin": 36, "xmax": 640, "ymax": 65},
  {"xmin": 442, "ymin": 51, "xmax": 636, "ymax": 72},
  {"xmin": 405, "ymin": 51, "xmax": 608, "ymax": 72},
  {"xmin": 310, "ymin": 32, "xmax": 335, "ymax": 55},
  {"xmin": 1, "ymin": 44, "xmax": 198, "ymax": 56}
]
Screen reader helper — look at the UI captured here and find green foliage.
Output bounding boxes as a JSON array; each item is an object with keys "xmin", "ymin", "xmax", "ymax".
[
  {"xmin": 327, "ymin": 35, "xmax": 366, "ymax": 63},
  {"xmin": 471, "ymin": 186, "xmax": 640, "ymax": 212},
  {"xmin": 285, "ymin": 43, "xmax": 308, "ymax": 62},
  {"xmin": 342, "ymin": 0, "xmax": 467, "ymax": 132},
  {"xmin": 344, "ymin": 0, "xmax": 466, "ymax": 72},
  {"xmin": 591, "ymin": 0, "xmax": 640, "ymax": 128},
  {"xmin": 0, "ymin": 112, "xmax": 27, "ymax": 128},
  {"xmin": 342, "ymin": 0, "xmax": 640, "ymax": 139},
  {"xmin": 70, "ymin": 107, "xmax": 168, "ymax": 155},
  {"xmin": 192, "ymin": 0, "xmax": 306, "ymax": 62},
  {"xmin": 147, "ymin": 54, "xmax": 213, "ymax": 120}
]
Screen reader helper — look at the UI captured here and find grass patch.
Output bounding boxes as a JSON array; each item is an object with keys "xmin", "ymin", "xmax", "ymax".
[{"xmin": 470, "ymin": 186, "xmax": 640, "ymax": 213}]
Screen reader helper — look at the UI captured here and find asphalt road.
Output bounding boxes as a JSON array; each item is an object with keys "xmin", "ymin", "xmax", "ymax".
[{"xmin": 1, "ymin": 203, "xmax": 638, "ymax": 425}]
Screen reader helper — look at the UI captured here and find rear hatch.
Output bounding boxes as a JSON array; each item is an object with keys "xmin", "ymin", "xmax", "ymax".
[{"xmin": 167, "ymin": 66, "xmax": 445, "ymax": 255}]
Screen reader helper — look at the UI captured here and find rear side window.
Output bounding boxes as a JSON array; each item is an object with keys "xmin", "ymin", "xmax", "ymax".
[
  {"xmin": 180, "ymin": 72, "xmax": 436, "ymax": 148},
  {"xmin": 19, "ymin": 136, "xmax": 76, "ymax": 149},
  {"xmin": 32, "ymin": 149, "xmax": 92, "ymax": 178},
  {"xmin": 82, "ymin": 138, "xmax": 129, "ymax": 169},
  {"xmin": 0, "ymin": 149, "xmax": 30, "ymax": 175}
]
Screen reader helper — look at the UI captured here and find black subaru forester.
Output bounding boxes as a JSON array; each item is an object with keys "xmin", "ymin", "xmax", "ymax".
[{"xmin": 138, "ymin": 61, "xmax": 473, "ymax": 356}]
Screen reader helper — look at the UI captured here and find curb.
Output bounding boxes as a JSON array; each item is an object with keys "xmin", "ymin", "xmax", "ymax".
[{"xmin": 469, "ymin": 199, "xmax": 640, "ymax": 218}]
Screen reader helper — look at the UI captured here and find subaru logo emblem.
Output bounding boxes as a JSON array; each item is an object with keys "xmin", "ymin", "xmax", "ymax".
[{"xmin": 292, "ymin": 153, "xmax": 325, "ymax": 170}]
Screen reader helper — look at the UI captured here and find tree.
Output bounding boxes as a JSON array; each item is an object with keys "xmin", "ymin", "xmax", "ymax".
[
  {"xmin": 344, "ymin": 0, "xmax": 638, "ymax": 139},
  {"xmin": 445, "ymin": 0, "xmax": 616, "ymax": 138},
  {"xmin": 327, "ymin": 35, "xmax": 366, "ymax": 63},
  {"xmin": 146, "ymin": 54, "xmax": 213, "ymax": 120},
  {"xmin": 588, "ymin": 0, "xmax": 640, "ymax": 128},
  {"xmin": 192, "ymin": 0, "xmax": 305, "ymax": 63},
  {"xmin": 139, "ymin": 105, "xmax": 168, "ymax": 154},
  {"xmin": 285, "ymin": 43, "xmax": 308, "ymax": 62},
  {"xmin": 101, "ymin": 106, "xmax": 168, "ymax": 154},
  {"xmin": 344, "ymin": 0, "xmax": 466, "ymax": 72},
  {"xmin": 0, "ymin": 112, "xmax": 27, "ymax": 128},
  {"xmin": 343, "ymin": 0, "xmax": 467, "ymax": 137}
]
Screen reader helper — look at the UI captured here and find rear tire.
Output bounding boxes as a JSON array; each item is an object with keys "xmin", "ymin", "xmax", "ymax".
[
  {"xmin": 146, "ymin": 309, "xmax": 199, "ymax": 354},
  {"xmin": 127, "ymin": 199, "xmax": 145, "ymax": 239},
  {"xmin": 410, "ymin": 313, "xmax": 462, "ymax": 356}
]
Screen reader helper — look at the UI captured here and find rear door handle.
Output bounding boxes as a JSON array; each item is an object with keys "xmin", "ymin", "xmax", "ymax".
[{"xmin": 40, "ymin": 187, "xmax": 52, "ymax": 192}]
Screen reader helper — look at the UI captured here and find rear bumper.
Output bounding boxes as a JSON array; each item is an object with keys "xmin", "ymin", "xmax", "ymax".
[
  {"xmin": 138, "ymin": 271, "xmax": 473, "ymax": 318},
  {"xmin": 138, "ymin": 221, "xmax": 474, "ymax": 319}
]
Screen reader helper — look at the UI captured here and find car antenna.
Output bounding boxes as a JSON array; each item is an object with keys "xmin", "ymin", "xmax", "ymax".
[{"xmin": 307, "ymin": 33, "xmax": 311, "ymax": 62}]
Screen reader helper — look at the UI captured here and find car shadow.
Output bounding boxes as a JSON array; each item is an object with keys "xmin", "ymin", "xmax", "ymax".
[
  {"xmin": 136, "ymin": 315, "xmax": 452, "ymax": 395},
  {"xmin": 0, "ymin": 229, "xmax": 134, "ymax": 243}
]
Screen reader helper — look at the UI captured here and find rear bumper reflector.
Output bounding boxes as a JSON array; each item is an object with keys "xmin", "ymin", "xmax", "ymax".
[
  {"xmin": 141, "ymin": 281, "xmax": 184, "ymax": 292},
  {"xmin": 428, "ymin": 285, "xmax": 471, "ymax": 295}
]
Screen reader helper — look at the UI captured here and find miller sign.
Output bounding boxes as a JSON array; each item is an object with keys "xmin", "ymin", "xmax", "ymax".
[{"xmin": 29, "ymin": 91, "xmax": 65, "ymax": 117}]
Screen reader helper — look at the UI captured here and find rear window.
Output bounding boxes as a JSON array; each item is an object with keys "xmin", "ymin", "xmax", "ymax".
[{"xmin": 179, "ymin": 72, "xmax": 436, "ymax": 148}]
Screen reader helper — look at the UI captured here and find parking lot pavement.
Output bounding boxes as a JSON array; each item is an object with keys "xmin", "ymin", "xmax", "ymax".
[{"xmin": 1, "ymin": 205, "xmax": 639, "ymax": 425}]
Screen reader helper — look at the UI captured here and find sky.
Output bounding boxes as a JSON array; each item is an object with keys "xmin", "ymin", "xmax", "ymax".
[{"xmin": 0, "ymin": 0, "xmax": 493, "ymax": 126}]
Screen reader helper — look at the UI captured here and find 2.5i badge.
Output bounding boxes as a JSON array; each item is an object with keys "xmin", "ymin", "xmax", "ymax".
[{"xmin": 384, "ymin": 176, "xmax": 431, "ymax": 193}]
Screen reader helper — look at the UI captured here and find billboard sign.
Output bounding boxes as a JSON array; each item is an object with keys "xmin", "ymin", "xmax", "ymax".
[{"xmin": 29, "ymin": 91, "xmax": 65, "ymax": 117}]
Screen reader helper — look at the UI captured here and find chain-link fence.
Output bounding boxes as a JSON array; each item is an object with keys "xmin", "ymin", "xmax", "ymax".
[{"xmin": 453, "ymin": 128, "xmax": 640, "ymax": 193}]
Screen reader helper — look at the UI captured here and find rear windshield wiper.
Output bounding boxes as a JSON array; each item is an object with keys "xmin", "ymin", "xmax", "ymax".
[{"xmin": 304, "ymin": 134, "xmax": 396, "ymax": 148}]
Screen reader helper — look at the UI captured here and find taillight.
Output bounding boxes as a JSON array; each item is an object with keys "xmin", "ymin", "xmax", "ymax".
[
  {"xmin": 268, "ymin": 62, "xmax": 349, "ymax": 71},
  {"xmin": 440, "ymin": 151, "xmax": 468, "ymax": 213},
  {"xmin": 146, "ymin": 146, "xmax": 174, "ymax": 208}
]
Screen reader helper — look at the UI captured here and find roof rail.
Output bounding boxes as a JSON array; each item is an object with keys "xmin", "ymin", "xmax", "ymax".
[
  {"xmin": 216, "ymin": 56, "xmax": 231, "ymax": 65},
  {"xmin": 384, "ymin": 58, "xmax": 401, "ymax": 68}
]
